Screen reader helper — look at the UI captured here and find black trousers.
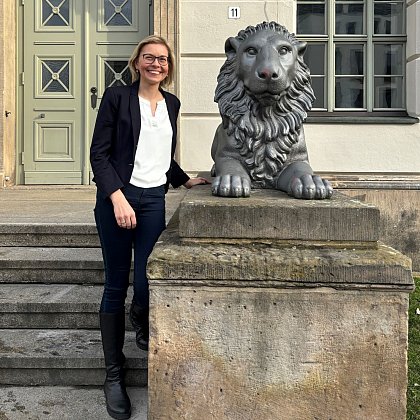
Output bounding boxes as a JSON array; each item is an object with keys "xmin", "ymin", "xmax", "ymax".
[{"xmin": 94, "ymin": 184, "xmax": 166, "ymax": 313}]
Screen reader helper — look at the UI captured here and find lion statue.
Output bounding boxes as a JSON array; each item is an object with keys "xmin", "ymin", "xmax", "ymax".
[{"xmin": 211, "ymin": 21, "xmax": 333, "ymax": 199}]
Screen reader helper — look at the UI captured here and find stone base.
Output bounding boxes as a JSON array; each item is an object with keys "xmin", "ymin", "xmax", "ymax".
[
  {"xmin": 149, "ymin": 287, "xmax": 408, "ymax": 419},
  {"xmin": 147, "ymin": 187, "xmax": 414, "ymax": 419}
]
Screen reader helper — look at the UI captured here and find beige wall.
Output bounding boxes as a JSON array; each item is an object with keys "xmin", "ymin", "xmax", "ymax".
[
  {"xmin": 178, "ymin": 0, "xmax": 296, "ymax": 173},
  {"xmin": 305, "ymin": 124, "xmax": 420, "ymax": 173},
  {"xmin": 177, "ymin": 0, "xmax": 420, "ymax": 175},
  {"xmin": 1, "ymin": 1, "xmax": 419, "ymax": 184}
]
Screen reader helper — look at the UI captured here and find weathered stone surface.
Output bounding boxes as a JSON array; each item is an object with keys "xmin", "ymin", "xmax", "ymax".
[
  {"xmin": 342, "ymin": 188, "xmax": 420, "ymax": 272},
  {"xmin": 148, "ymin": 287, "xmax": 409, "ymax": 420},
  {"xmin": 148, "ymin": 192, "xmax": 413, "ymax": 420},
  {"xmin": 179, "ymin": 186, "xmax": 380, "ymax": 242},
  {"xmin": 149, "ymin": 214, "xmax": 412, "ymax": 289}
]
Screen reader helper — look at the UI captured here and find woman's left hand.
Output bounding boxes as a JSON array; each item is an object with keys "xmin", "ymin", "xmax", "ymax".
[{"xmin": 184, "ymin": 177, "xmax": 211, "ymax": 189}]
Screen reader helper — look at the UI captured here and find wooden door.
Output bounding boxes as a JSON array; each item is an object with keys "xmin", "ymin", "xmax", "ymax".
[
  {"xmin": 87, "ymin": 0, "xmax": 149, "ymax": 183},
  {"xmin": 22, "ymin": 0, "xmax": 149, "ymax": 184}
]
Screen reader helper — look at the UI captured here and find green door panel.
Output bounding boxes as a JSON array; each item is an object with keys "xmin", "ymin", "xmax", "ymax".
[{"xmin": 22, "ymin": 0, "xmax": 150, "ymax": 185}]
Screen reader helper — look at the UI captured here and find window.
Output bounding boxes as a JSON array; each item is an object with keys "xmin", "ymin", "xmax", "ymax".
[{"xmin": 297, "ymin": 0, "xmax": 406, "ymax": 113}]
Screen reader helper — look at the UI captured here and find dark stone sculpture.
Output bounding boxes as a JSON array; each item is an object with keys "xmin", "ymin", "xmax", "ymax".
[{"xmin": 211, "ymin": 21, "xmax": 333, "ymax": 199}]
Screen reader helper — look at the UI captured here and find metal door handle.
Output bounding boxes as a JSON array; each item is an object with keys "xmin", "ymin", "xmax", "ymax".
[{"xmin": 90, "ymin": 87, "xmax": 98, "ymax": 109}]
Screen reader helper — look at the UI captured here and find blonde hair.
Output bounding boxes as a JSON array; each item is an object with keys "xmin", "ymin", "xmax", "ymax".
[{"xmin": 128, "ymin": 35, "xmax": 175, "ymax": 87}]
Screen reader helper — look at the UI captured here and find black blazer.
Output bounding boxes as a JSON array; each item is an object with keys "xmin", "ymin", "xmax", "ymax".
[{"xmin": 90, "ymin": 80, "xmax": 190, "ymax": 197}]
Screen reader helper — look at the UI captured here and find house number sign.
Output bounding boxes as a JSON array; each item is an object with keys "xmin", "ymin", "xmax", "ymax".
[{"xmin": 228, "ymin": 6, "xmax": 240, "ymax": 19}]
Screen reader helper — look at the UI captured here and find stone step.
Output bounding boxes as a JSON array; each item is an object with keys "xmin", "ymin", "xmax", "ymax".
[
  {"xmin": 0, "ymin": 284, "xmax": 134, "ymax": 329},
  {"xmin": 0, "ymin": 188, "xmax": 187, "ymax": 249},
  {"xmin": 0, "ymin": 386, "xmax": 147, "ymax": 419},
  {"xmin": 0, "ymin": 223, "xmax": 100, "ymax": 247},
  {"xmin": 0, "ymin": 247, "xmax": 105, "ymax": 284},
  {"xmin": 0, "ymin": 329, "xmax": 147, "ymax": 386}
]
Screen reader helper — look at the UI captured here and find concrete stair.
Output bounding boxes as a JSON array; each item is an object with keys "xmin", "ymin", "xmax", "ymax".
[
  {"xmin": 0, "ymin": 247, "xmax": 104, "ymax": 283},
  {"xmin": 0, "ymin": 284, "xmax": 137, "ymax": 328},
  {"xmin": 0, "ymin": 224, "xmax": 147, "ymax": 388},
  {"xmin": 0, "ymin": 187, "xmax": 192, "ymax": 418},
  {"xmin": 0, "ymin": 223, "xmax": 100, "ymax": 247},
  {"xmin": 0, "ymin": 329, "xmax": 146, "ymax": 386},
  {"xmin": 0, "ymin": 187, "xmax": 187, "ymax": 418}
]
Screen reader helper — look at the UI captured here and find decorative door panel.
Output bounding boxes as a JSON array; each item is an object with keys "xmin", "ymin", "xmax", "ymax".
[
  {"xmin": 23, "ymin": 0, "xmax": 82, "ymax": 184},
  {"xmin": 22, "ymin": 0, "xmax": 150, "ymax": 184},
  {"xmin": 99, "ymin": 0, "xmax": 140, "ymax": 31},
  {"xmin": 88, "ymin": 0, "xmax": 149, "ymax": 183},
  {"xmin": 89, "ymin": 0, "xmax": 149, "ymax": 99},
  {"xmin": 98, "ymin": 57, "xmax": 133, "ymax": 93},
  {"xmin": 37, "ymin": 56, "xmax": 74, "ymax": 97},
  {"xmin": 36, "ymin": 0, "xmax": 75, "ymax": 31}
]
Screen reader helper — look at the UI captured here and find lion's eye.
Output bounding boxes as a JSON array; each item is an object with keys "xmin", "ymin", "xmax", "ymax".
[
  {"xmin": 279, "ymin": 47, "xmax": 290, "ymax": 55},
  {"xmin": 246, "ymin": 47, "xmax": 258, "ymax": 56}
]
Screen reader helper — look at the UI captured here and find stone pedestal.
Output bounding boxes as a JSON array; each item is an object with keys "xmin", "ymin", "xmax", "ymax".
[{"xmin": 147, "ymin": 187, "xmax": 414, "ymax": 420}]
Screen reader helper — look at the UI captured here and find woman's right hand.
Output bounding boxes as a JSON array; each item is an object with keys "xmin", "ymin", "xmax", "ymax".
[{"xmin": 109, "ymin": 189, "xmax": 137, "ymax": 229}]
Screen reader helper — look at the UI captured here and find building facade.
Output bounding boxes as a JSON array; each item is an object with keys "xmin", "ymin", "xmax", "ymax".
[{"xmin": 1, "ymin": 0, "xmax": 420, "ymax": 266}]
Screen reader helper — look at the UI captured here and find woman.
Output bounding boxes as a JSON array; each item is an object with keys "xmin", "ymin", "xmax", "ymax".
[{"xmin": 90, "ymin": 35, "xmax": 208, "ymax": 420}]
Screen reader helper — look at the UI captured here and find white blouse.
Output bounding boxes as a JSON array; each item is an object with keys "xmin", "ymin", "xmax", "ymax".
[{"xmin": 129, "ymin": 97, "xmax": 173, "ymax": 188}]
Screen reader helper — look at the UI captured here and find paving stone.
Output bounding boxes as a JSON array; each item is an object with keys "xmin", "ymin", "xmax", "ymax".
[{"xmin": 0, "ymin": 386, "xmax": 147, "ymax": 420}]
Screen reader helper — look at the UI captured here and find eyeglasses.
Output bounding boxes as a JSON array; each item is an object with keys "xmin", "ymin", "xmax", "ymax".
[{"xmin": 142, "ymin": 54, "xmax": 169, "ymax": 66}]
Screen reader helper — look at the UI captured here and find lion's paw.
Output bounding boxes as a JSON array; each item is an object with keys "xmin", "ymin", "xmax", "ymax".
[
  {"xmin": 212, "ymin": 175, "xmax": 251, "ymax": 198},
  {"xmin": 288, "ymin": 174, "xmax": 333, "ymax": 200}
]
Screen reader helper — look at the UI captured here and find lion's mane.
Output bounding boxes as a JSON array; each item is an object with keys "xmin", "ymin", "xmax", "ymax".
[{"xmin": 215, "ymin": 21, "xmax": 315, "ymax": 187}]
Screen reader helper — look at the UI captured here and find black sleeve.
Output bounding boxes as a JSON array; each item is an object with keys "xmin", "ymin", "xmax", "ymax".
[
  {"xmin": 169, "ymin": 159, "xmax": 190, "ymax": 188},
  {"xmin": 90, "ymin": 88, "xmax": 124, "ymax": 197}
]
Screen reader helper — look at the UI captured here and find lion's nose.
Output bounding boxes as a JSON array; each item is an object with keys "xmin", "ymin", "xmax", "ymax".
[{"xmin": 257, "ymin": 68, "xmax": 279, "ymax": 80}]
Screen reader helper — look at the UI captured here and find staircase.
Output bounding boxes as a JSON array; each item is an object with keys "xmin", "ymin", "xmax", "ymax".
[{"xmin": 0, "ymin": 188, "xmax": 152, "ymax": 388}]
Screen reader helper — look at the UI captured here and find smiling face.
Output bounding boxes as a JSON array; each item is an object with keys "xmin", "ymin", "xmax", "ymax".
[{"xmin": 135, "ymin": 43, "xmax": 169, "ymax": 87}]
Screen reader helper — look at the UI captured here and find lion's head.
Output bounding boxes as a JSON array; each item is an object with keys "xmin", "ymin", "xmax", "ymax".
[{"xmin": 215, "ymin": 21, "xmax": 315, "ymax": 186}]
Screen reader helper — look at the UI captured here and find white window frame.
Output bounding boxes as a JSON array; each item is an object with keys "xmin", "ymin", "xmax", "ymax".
[{"xmin": 297, "ymin": 0, "xmax": 407, "ymax": 113}]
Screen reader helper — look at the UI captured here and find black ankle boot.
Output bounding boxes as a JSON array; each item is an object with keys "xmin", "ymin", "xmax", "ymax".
[
  {"xmin": 129, "ymin": 302, "xmax": 149, "ymax": 351},
  {"xmin": 100, "ymin": 312, "xmax": 132, "ymax": 420}
]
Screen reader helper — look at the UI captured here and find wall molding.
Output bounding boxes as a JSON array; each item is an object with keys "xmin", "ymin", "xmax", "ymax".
[
  {"xmin": 153, "ymin": 0, "xmax": 179, "ymax": 95},
  {"xmin": 320, "ymin": 173, "xmax": 420, "ymax": 190}
]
